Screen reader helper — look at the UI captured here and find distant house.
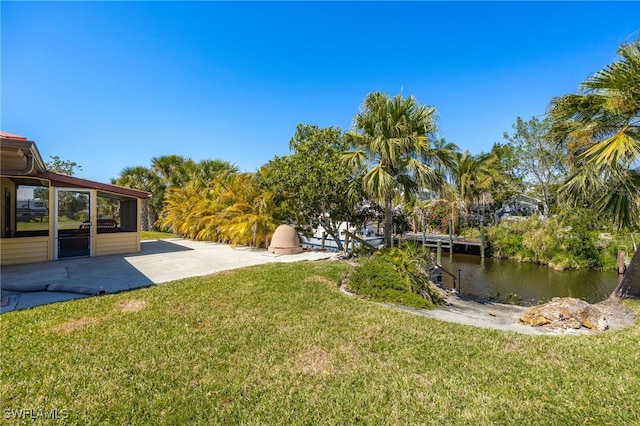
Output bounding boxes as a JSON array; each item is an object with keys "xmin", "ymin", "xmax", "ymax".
[{"xmin": 0, "ymin": 131, "xmax": 148, "ymax": 265}]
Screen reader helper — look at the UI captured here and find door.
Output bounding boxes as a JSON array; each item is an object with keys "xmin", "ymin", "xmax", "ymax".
[{"xmin": 55, "ymin": 189, "xmax": 91, "ymax": 259}]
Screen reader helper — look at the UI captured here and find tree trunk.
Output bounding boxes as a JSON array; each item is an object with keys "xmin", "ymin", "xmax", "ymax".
[
  {"xmin": 140, "ymin": 199, "xmax": 150, "ymax": 231},
  {"xmin": 321, "ymin": 219, "xmax": 343, "ymax": 251},
  {"xmin": 450, "ymin": 202, "xmax": 457, "ymax": 235},
  {"xmin": 542, "ymin": 187, "xmax": 550, "ymax": 218},
  {"xmin": 384, "ymin": 197, "xmax": 393, "ymax": 248},
  {"xmin": 612, "ymin": 248, "xmax": 640, "ymax": 298}
]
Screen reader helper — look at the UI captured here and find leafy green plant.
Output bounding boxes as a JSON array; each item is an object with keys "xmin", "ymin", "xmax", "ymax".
[
  {"xmin": 348, "ymin": 243, "xmax": 444, "ymax": 308},
  {"xmin": 487, "ymin": 210, "xmax": 631, "ymax": 270},
  {"xmin": 348, "ymin": 257, "xmax": 433, "ymax": 309}
]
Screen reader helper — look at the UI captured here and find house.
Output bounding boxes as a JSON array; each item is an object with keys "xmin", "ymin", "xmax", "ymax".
[{"xmin": 0, "ymin": 131, "xmax": 149, "ymax": 265}]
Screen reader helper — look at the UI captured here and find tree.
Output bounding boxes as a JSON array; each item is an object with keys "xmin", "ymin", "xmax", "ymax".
[
  {"xmin": 423, "ymin": 137, "xmax": 460, "ymax": 189},
  {"xmin": 114, "ymin": 156, "xmax": 236, "ymax": 231},
  {"xmin": 38, "ymin": 156, "xmax": 84, "ymax": 217},
  {"xmin": 548, "ymin": 39, "xmax": 640, "ymax": 297},
  {"xmin": 259, "ymin": 124, "xmax": 365, "ymax": 251},
  {"xmin": 214, "ymin": 174, "xmax": 279, "ymax": 248},
  {"xmin": 487, "ymin": 142, "xmax": 524, "ymax": 208},
  {"xmin": 45, "ymin": 156, "xmax": 82, "ymax": 176},
  {"xmin": 190, "ymin": 159, "xmax": 238, "ymax": 189},
  {"xmin": 453, "ymin": 150, "xmax": 500, "ymax": 217},
  {"xmin": 343, "ymin": 92, "xmax": 440, "ymax": 247},
  {"xmin": 503, "ymin": 116, "xmax": 567, "ymax": 216}
]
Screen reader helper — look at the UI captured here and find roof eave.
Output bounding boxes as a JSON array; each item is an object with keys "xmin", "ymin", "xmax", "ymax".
[{"xmin": 38, "ymin": 171, "xmax": 150, "ymax": 199}]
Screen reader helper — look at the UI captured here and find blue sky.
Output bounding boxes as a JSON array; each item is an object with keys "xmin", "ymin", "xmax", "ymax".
[{"xmin": 2, "ymin": 1, "xmax": 639, "ymax": 184}]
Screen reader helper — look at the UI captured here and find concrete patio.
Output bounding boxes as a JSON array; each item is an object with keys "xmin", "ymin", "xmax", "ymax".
[{"xmin": 1, "ymin": 238, "xmax": 333, "ymax": 313}]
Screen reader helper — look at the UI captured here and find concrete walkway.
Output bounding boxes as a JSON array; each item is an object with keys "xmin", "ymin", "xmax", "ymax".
[{"xmin": 1, "ymin": 238, "xmax": 333, "ymax": 313}]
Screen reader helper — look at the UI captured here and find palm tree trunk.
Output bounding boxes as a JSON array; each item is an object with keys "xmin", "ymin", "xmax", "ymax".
[
  {"xmin": 140, "ymin": 199, "xmax": 150, "ymax": 231},
  {"xmin": 384, "ymin": 196, "xmax": 393, "ymax": 248},
  {"xmin": 612, "ymin": 248, "xmax": 640, "ymax": 298},
  {"xmin": 450, "ymin": 201, "xmax": 457, "ymax": 235}
]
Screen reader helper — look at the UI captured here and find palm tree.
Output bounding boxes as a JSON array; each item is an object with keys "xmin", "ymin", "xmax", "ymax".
[
  {"xmin": 214, "ymin": 174, "xmax": 279, "ymax": 248},
  {"xmin": 454, "ymin": 151, "xmax": 500, "ymax": 217},
  {"xmin": 114, "ymin": 157, "xmax": 239, "ymax": 232},
  {"xmin": 151, "ymin": 155, "xmax": 196, "ymax": 188},
  {"xmin": 549, "ymin": 39, "xmax": 640, "ymax": 297},
  {"xmin": 148, "ymin": 155, "xmax": 197, "ymax": 229},
  {"xmin": 424, "ymin": 137, "xmax": 460, "ymax": 189},
  {"xmin": 160, "ymin": 173, "xmax": 279, "ymax": 248},
  {"xmin": 343, "ymin": 92, "xmax": 440, "ymax": 247},
  {"xmin": 111, "ymin": 166, "xmax": 159, "ymax": 231},
  {"xmin": 190, "ymin": 159, "xmax": 239, "ymax": 189}
]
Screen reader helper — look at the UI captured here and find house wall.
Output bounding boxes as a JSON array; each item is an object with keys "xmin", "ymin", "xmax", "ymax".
[
  {"xmin": 93, "ymin": 194, "xmax": 141, "ymax": 256},
  {"xmin": 0, "ymin": 236, "xmax": 50, "ymax": 265},
  {"xmin": 95, "ymin": 232, "xmax": 140, "ymax": 256},
  {"xmin": 0, "ymin": 178, "xmax": 54, "ymax": 265},
  {"xmin": 1, "ymin": 180, "xmax": 143, "ymax": 265}
]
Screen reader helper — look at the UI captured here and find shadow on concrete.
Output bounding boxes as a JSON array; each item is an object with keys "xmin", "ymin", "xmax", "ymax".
[
  {"xmin": 0, "ymin": 240, "xmax": 193, "ymax": 313},
  {"xmin": 1, "ymin": 238, "xmax": 333, "ymax": 313}
]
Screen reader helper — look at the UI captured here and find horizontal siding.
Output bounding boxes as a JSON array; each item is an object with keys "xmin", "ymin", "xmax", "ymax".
[
  {"xmin": 1, "ymin": 237, "xmax": 50, "ymax": 265},
  {"xmin": 95, "ymin": 232, "xmax": 139, "ymax": 256}
]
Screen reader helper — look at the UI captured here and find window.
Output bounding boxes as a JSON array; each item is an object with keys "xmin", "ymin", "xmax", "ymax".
[
  {"xmin": 97, "ymin": 193, "xmax": 137, "ymax": 233},
  {"xmin": 16, "ymin": 184, "xmax": 50, "ymax": 236}
]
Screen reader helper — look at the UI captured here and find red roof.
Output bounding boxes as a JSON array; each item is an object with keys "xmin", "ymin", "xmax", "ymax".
[{"xmin": 0, "ymin": 131, "xmax": 28, "ymax": 140}]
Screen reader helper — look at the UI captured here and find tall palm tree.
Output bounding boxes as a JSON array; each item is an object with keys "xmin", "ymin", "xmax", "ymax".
[
  {"xmin": 148, "ymin": 155, "xmax": 197, "ymax": 229},
  {"xmin": 190, "ymin": 159, "xmax": 239, "ymax": 189},
  {"xmin": 454, "ymin": 151, "xmax": 500, "ymax": 217},
  {"xmin": 343, "ymin": 92, "xmax": 440, "ymax": 247},
  {"xmin": 424, "ymin": 137, "xmax": 460, "ymax": 188},
  {"xmin": 151, "ymin": 155, "xmax": 196, "ymax": 188},
  {"xmin": 549, "ymin": 39, "xmax": 640, "ymax": 298}
]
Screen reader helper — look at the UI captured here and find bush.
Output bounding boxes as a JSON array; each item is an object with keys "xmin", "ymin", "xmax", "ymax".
[
  {"xmin": 486, "ymin": 209, "xmax": 634, "ymax": 270},
  {"xmin": 348, "ymin": 243, "xmax": 445, "ymax": 309},
  {"xmin": 424, "ymin": 200, "xmax": 464, "ymax": 234}
]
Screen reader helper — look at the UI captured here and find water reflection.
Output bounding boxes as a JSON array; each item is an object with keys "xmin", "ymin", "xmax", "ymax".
[{"xmin": 437, "ymin": 254, "xmax": 622, "ymax": 305}]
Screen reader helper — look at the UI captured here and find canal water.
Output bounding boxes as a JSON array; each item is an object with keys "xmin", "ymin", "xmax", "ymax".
[{"xmin": 437, "ymin": 253, "xmax": 622, "ymax": 305}]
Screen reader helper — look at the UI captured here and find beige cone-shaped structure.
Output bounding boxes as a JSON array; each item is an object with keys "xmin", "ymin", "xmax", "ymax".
[{"xmin": 268, "ymin": 225, "xmax": 303, "ymax": 255}]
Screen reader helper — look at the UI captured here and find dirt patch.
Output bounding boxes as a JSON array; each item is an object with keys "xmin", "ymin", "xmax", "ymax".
[
  {"xmin": 115, "ymin": 299, "xmax": 147, "ymax": 313},
  {"xmin": 53, "ymin": 317, "xmax": 100, "ymax": 333},
  {"xmin": 296, "ymin": 348, "xmax": 334, "ymax": 375},
  {"xmin": 594, "ymin": 297, "xmax": 637, "ymax": 331}
]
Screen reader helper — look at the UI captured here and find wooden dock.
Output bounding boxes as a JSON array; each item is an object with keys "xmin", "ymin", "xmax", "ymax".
[{"xmin": 398, "ymin": 233, "xmax": 482, "ymax": 254}]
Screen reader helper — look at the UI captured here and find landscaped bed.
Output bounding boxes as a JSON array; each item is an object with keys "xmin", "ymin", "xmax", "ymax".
[{"xmin": 1, "ymin": 261, "xmax": 639, "ymax": 425}]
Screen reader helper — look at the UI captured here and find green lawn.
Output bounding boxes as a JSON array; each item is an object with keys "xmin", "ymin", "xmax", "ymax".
[
  {"xmin": 1, "ymin": 261, "xmax": 639, "ymax": 425},
  {"xmin": 141, "ymin": 230, "xmax": 175, "ymax": 240}
]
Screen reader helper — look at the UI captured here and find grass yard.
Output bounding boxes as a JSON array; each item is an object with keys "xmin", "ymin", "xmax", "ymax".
[
  {"xmin": 1, "ymin": 261, "xmax": 639, "ymax": 425},
  {"xmin": 140, "ymin": 230, "xmax": 175, "ymax": 240}
]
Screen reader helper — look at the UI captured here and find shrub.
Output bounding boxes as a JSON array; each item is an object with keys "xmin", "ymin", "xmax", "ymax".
[
  {"xmin": 424, "ymin": 200, "xmax": 464, "ymax": 234},
  {"xmin": 486, "ymin": 210, "xmax": 632, "ymax": 270},
  {"xmin": 348, "ymin": 243, "xmax": 445, "ymax": 309}
]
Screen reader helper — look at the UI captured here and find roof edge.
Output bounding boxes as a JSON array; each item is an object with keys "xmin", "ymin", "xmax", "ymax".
[{"xmin": 38, "ymin": 171, "xmax": 149, "ymax": 199}]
